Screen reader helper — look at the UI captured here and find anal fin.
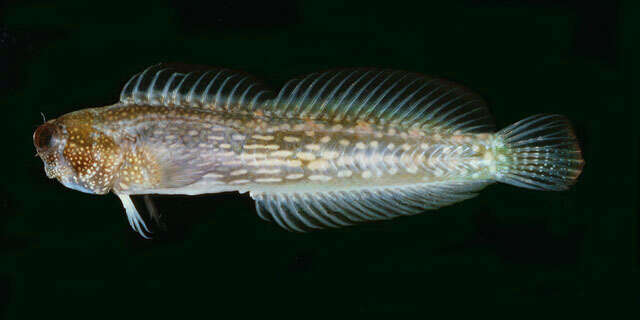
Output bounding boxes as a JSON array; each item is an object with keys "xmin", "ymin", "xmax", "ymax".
[{"xmin": 250, "ymin": 180, "xmax": 491, "ymax": 232}]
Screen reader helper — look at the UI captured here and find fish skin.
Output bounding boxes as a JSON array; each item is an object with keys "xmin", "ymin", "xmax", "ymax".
[{"xmin": 35, "ymin": 103, "xmax": 496, "ymax": 196}]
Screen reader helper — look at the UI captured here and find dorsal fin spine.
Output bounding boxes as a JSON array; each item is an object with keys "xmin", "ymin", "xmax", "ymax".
[
  {"xmin": 132, "ymin": 66, "xmax": 153, "ymax": 104},
  {"xmin": 354, "ymin": 71, "xmax": 397, "ymax": 121},
  {"xmin": 394, "ymin": 82, "xmax": 434, "ymax": 123},
  {"xmin": 200, "ymin": 70, "xmax": 225, "ymax": 106},
  {"xmin": 172, "ymin": 72, "xmax": 193, "ymax": 105},
  {"xmin": 250, "ymin": 90, "xmax": 270, "ymax": 111},
  {"xmin": 332, "ymin": 70, "xmax": 373, "ymax": 121},
  {"xmin": 376, "ymin": 77, "xmax": 417, "ymax": 121},
  {"xmin": 298, "ymin": 72, "xmax": 327, "ymax": 116},
  {"xmin": 309, "ymin": 71, "xmax": 346, "ymax": 118},
  {"xmin": 323, "ymin": 70, "xmax": 359, "ymax": 117},
  {"xmin": 447, "ymin": 106, "xmax": 484, "ymax": 131},
  {"xmin": 436, "ymin": 100, "xmax": 478, "ymax": 129},
  {"xmin": 238, "ymin": 83, "xmax": 256, "ymax": 110},
  {"xmin": 120, "ymin": 73, "xmax": 136, "ymax": 101},
  {"xmin": 342, "ymin": 70, "xmax": 383, "ymax": 121},
  {"xmin": 147, "ymin": 68, "xmax": 168, "ymax": 103},
  {"xmin": 405, "ymin": 86, "xmax": 452, "ymax": 126},
  {"xmin": 272, "ymin": 78, "xmax": 297, "ymax": 114},
  {"xmin": 237, "ymin": 83, "xmax": 256, "ymax": 110},
  {"xmin": 227, "ymin": 76, "xmax": 248, "ymax": 110},
  {"xmin": 186, "ymin": 71, "xmax": 211, "ymax": 104},
  {"xmin": 161, "ymin": 73, "xmax": 180, "ymax": 105},
  {"xmin": 286, "ymin": 73, "xmax": 316, "ymax": 115},
  {"xmin": 386, "ymin": 80, "xmax": 431, "ymax": 123},
  {"xmin": 450, "ymin": 115, "xmax": 488, "ymax": 133},
  {"xmin": 362, "ymin": 72, "xmax": 406, "ymax": 120},
  {"xmin": 427, "ymin": 92, "xmax": 469, "ymax": 126},
  {"xmin": 121, "ymin": 66, "xmax": 494, "ymax": 134},
  {"xmin": 215, "ymin": 74, "xmax": 238, "ymax": 110},
  {"xmin": 377, "ymin": 76, "xmax": 420, "ymax": 122}
]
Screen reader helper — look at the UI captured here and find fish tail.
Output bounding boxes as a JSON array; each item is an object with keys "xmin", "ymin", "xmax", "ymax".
[{"xmin": 493, "ymin": 114, "xmax": 584, "ymax": 191}]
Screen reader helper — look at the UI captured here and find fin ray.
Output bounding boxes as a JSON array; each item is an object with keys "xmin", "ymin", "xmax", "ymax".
[
  {"xmin": 250, "ymin": 181, "xmax": 490, "ymax": 232},
  {"xmin": 495, "ymin": 114, "xmax": 584, "ymax": 191},
  {"xmin": 268, "ymin": 68, "xmax": 494, "ymax": 133},
  {"xmin": 120, "ymin": 64, "xmax": 274, "ymax": 113}
]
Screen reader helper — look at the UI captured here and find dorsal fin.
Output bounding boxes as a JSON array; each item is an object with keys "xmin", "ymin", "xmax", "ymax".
[
  {"xmin": 268, "ymin": 68, "xmax": 495, "ymax": 133},
  {"xmin": 120, "ymin": 64, "xmax": 274, "ymax": 112}
]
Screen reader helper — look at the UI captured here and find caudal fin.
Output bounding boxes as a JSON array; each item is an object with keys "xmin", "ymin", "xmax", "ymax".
[{"xmin": 494, "ymin": 114, "xmax": 584, "ymax": 191}]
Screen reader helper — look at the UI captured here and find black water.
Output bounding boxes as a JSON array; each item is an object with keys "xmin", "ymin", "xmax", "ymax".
[{"xmin": 0, "ymin": 0, "xmax": 634, "ymax": 317}]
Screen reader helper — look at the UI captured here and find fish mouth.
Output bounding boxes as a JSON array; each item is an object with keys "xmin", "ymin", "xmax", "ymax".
[{"xmin": 43, "ymin": 165, "xmax": 58, "ymax": 179}]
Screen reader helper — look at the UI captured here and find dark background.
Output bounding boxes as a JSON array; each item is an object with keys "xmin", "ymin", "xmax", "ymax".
[{"xmin": 0, "ymin": 0, "xmax": 636, "ymax": 316}]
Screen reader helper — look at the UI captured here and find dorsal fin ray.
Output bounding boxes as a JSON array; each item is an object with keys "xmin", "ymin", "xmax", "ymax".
[
  {"xmin": 120, "ymin": 64, "xmax": 275, "ymax": 112},
  {"xmin": 268, "ymin": 68, "xmax": 495, "ymax": 133}
]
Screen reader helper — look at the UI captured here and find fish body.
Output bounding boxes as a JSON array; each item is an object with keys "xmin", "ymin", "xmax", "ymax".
[{"xmin": 34, "ymin": 65, "xmax": 584, "ymax": 237}]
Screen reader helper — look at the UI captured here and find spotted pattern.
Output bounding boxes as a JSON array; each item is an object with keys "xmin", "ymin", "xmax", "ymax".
[{"xmin": 37, "ymin": 104, "xmax": 497, "ymax": 196}]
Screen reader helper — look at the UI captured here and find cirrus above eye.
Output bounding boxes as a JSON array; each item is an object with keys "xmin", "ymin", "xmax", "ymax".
[{"xmin": 34, "ymin": 123, "xmax": 55, "ymax": 150}]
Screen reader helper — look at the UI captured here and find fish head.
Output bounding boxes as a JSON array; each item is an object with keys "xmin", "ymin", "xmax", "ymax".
[{"xmin": 33, "ymin": 109, "xmax": 123, "ymax": 195}]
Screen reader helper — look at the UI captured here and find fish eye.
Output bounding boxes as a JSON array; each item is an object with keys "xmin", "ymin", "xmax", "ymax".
[{"xmin": 34, "ymin": 123, "xmax": 56, "ymax": 151}]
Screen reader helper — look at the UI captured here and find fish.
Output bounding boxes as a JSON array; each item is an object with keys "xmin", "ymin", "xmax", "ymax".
[{"xmin": 33, "ymin": 64, "xmax": 584, "ymax": 238}]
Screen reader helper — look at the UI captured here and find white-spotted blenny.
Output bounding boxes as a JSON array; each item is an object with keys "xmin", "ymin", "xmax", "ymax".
[{"xmin": 33, "ymin": 64, "xmax": 584, "ymax": 238}]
